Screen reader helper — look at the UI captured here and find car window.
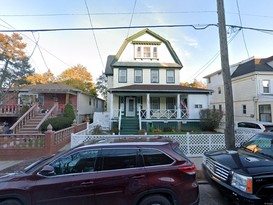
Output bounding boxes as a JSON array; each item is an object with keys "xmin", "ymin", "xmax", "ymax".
[
  {"xmin": 50, "ymin": 149, "xmax": 99, "ymax": 175},
  {"xmin": 100, "ymin": 149, "xmax": 141, "ymax": 171},
  {"xmin": 141, "ymin": 149, "xmax": 174, "ymax": 166},
  {"xmin": 242, "ymin": 135, "xmax": 273, "ymax": 157}
]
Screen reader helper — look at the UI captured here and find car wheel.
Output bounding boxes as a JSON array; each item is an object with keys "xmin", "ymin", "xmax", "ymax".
[
  {"xmin": 0, "ymin": 199, "xmax": 22, "ymax": 205},
  {"xmin": 139, "ymin": 195, "xmax": 171, "ymax": 205}
]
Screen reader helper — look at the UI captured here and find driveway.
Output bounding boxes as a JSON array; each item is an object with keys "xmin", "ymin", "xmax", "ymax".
[{"xmin": 199, "ymin": 183, "xmax": 231, "ymax": 205}]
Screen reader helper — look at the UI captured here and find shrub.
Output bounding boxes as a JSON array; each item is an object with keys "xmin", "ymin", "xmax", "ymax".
[
  {"xmin": 138, "ymin": 129, "xmax": 146, "ymax": 135},
  {"xmin": 41, "ymin": 116, "xmax": 72, "ymax": 132},
  {"xmin": 92, "ymin": 125, "xmax": 105, "ymax": 135},
  {"xmin": 63, "ymin": 103, "xmax": 76, "ymax": 120},
  {"xmin": 199, "ymin": 109, "xmax": 223, "ymax": 131}
]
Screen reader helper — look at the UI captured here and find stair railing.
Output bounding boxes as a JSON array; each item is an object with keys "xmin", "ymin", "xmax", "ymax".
[
  {"xmin": 10, "ymin": 103, "xmax": 38, "ymax": 134},
  {"xmin": 35, "ymin": 103, "xmax": 58, "ymax": 132},
  {"xmin": 118, "ymin": 109, "xmax": 122, "ymax": 135}
]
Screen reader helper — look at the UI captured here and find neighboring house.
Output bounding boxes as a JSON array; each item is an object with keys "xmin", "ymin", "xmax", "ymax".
[
  {"xmin": 204, "ymin": 55, "xmax": 273, "ymax": 123},
  {"xmin": 0, "ymin": 82, "xmax": 104, "ymax": 125},
  {"xmin": 105, "ymin": 28, "xmax": 212, "ymax": 134}
]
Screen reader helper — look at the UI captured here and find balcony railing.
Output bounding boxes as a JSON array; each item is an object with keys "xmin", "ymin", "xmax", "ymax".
[{"xmin": 0, "ymin": 104, "xmax": 22, "ymax": 116}]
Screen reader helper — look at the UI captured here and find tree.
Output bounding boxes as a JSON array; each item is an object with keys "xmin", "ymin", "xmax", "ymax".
[
  {"xmin": 180, "ymin": 79, "xmax": 207, "ymax": 89},
  {"xmin": 26, "ymin": 69, "xmax": 55, "ymax": 85},
  {"xmin": 0, "ymin": 33, "xmax": 34, "ymax": 104},
  {"xmin": 58, "ymin": 65, "xmax": 96, "ymax": 96},
  {"xmin": 96, "ymin": 73, "xmax": 108, "ymax": 100}
]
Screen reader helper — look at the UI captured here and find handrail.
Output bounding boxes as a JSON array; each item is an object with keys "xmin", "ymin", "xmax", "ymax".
[
  {"xmin": 10, "ymin": 103, "xmax": 38, "ymax": 133},
  {"xmin": 35, "ymin": 104, "xmax": 58, "ymax": 130},
  {"xmin": 138, "ymin": 106, "xmax": 142, "ymax": 130},
  {"xmin": 118, "ymin": 109, "xmax": 122, "ymax": 134}
]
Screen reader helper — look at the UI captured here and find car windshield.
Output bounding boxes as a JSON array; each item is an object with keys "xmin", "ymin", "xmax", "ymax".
[{"xmin": 241, "ymin": 134, "xmax": 273, "ymax": 158}]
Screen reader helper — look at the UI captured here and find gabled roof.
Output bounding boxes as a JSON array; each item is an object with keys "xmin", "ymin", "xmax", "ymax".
[
  {"xmin": 109, "ymin": 84, "xmax": 212, "ymax": 94},
  {"xmin": 19, "ymin": 82, "xmax": 82, "ymax": 95},
  {"xmin": 105, "ymin": 28, "xmax": 182, "ymax": 76},
  {"xmin": 231, "ymin": 56, "xmax": 273, "ymax": 78}
]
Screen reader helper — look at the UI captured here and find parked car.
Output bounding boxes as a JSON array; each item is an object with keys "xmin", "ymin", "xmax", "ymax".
[
  {"xmin": 0, "ymin": 136, "xmax": 199, "ymax": 205},
  {"xmin": 202, "ymin": 132, "xmax": 273, "ymax": 204},
  {"xmin": 235, "ymin": 121, "xmax": 273, "ymax": 133}
]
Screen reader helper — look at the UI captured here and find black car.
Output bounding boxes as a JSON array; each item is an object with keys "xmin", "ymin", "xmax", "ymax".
[{"xmin": 202, "ymin": 132, "xmax": 273, "ymax": 205}]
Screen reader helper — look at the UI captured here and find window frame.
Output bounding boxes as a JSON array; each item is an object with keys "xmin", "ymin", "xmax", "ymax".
[
  {"xmin": 118, "ymin": 68, "xmax": 127, "ymax": 83},
  {"xmin": 151, "ymin": 69, "xmax": 159, "ymax": 83},
  {"xmin": 134, "ymin": 69, "xmax": 143, "ymax": 83},
  {"xmin": 166, "ymin": 69, "xmax": 175, "ymax": 83},
  {"xmin": 263, "ymin": 80, "xmax": 270, "ymax": 94}
]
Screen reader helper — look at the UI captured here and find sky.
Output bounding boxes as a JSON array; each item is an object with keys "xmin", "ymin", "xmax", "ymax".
[{"xmin": 1, "ymin": 0, "xmax": 273, "ymax": 83}]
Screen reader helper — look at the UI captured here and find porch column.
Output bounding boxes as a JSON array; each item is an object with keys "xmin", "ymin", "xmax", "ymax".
[
  {"xmin": 146, "ymin": 93, "xmax": 150, "ymax": 119},
  {"xmin": 110, "ymin": 93, "xmax": 113, "ymax": 120},
  {"xmin": 177, "ymin": 94, "xmax": 181, "ymax": 119}
]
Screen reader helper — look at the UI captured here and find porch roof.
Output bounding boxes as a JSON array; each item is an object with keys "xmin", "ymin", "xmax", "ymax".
[{"xmin": 109, "ymin": 84, "xmax": 212, "ymax": 94}]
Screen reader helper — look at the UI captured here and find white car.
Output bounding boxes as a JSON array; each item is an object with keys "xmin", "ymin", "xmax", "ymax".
[{"xmin": 235, "ymin": 121, "xmax": 273, "ymax": 133}]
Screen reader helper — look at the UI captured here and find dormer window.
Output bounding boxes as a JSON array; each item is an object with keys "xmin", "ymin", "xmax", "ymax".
[{"xmin": 133, "ymin": 41, "xmax": 161, "ymax": 60}]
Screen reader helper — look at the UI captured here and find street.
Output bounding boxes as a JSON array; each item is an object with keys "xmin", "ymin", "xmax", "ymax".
[{"xmin": 199, "ymin": 183, "xmax": 231, "ymax": 205}]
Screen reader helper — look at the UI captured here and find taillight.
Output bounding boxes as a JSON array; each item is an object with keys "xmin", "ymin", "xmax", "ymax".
[{"xmin": 178, "ymin": 164, "xmax": 196, "ymax": 175}]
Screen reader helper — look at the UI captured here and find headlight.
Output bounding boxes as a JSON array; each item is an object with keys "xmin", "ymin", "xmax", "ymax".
[{"xmin": 231, "ymin": 172, "xmax": 252, "ymax": 193}]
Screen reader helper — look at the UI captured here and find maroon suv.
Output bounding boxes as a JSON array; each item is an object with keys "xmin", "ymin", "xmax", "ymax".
[{"xmin": 0, "ymin": 136, "xmax": 199, "ymax": 205}]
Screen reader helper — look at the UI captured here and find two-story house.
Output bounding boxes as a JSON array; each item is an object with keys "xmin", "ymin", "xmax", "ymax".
[
  {"xmin": 105, "ymin": 28, "xmax": 212, "ymax": 134},
  {"xmin": 204, "ymin": 55, "xmax": 273, "ymax": 123}
]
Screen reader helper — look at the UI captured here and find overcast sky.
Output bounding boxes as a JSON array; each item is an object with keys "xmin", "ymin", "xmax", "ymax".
[{"xmin": 1, "ymin": 0, "xmax": 273, "ymax": 83}]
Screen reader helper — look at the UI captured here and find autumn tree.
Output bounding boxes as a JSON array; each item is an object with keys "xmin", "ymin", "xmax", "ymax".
[
  {"xmin": 180, "ymin": 79, "xmax": 207, "ymax": 89},
  {"xmin": 58, "ymin": 64, "xmax": 96, "ymax": 95},
  {"xmin": 26, "ymin": 69, "xmax": 55, "ymax": 85},
  {"xmin": 96, "ymin": 73, "xmax": 108, "ymax": 100},
  {"xmin": 0, "ymin": 33, "xmax": 34, "ymax": 104}
]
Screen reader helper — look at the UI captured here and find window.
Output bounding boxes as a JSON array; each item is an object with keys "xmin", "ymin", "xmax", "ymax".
[
  {"xmin": 166, "ymin": 97, "xmax": 175, "ymax": 109},
  {"xmin": 50, "ymin": 150, "xmax": 99, "ymax": 175},
  {"xmin": 151, "ymin": 97, "xmax": 160, "ymax": 110},
  {"xmin": 134, "ymin": 69, "xmax": 142, "ymax": 83},
  {"xmin": 263, "ymin": 80, "xmax": 270, "ymax": 93},
  {"xmin": 141, "ymin": 149, "xmax": 173, "ymax": 166},
  {"xmin": 219, "ymin": 104, "xmax": 222, "ymax": 112},
  {"xmin": 118, "ymin": 68, "xmax": 127, "ymax": 83},
  {"xmin": 134, "ymin": 45, "xmax": 159, "ymax": 59},
  {"xmin": 242, "ymin": 105, "xmax": 247, "ymax": 114},
  {"xmin": 259, "ymin": 104, "xmax": 271, "ymax": 122},
  {"xmin": 151, "ymin": 69, "xmax": 159, "ymax": 83},
  {"xmin": 218, "ymin": 87, "xmax": 221, "ymax": 94},
  {"xmin": 101, "ymin": 149, "xmax": 141, "ymax": 170},
  {"xmin": 143, "ymin": 47, "xmax": 151, "ymax": 58},
  {"xmin": 166, "ymin": 69, "xmax": 175, "ymax": 83},
  {"xmin": 195, "ymin": 104, "xmax": 202, "ymax": 108},
  {"xmin": 89, "ymin": 98, "xmax": 92, "ymax": 106},
  {"xmin": 153, "ymin": 47, "xmax": 158, "ymax": 58}
]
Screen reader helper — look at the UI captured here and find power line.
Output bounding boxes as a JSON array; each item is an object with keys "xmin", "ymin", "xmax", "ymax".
[
  {"xmin": 126, "ymin": 0, "xmax": 137, "ymax": 38},
  {"xmin": 0, "ymin": 24, "xmax": 272, "ymax": 33},
  {"xmin": 236, "ymin": 0, "xmax": 249, "ymax": 57},
  {"xmin": 84, "ymin": 0, "xmax": 104, "ymax": 69}
]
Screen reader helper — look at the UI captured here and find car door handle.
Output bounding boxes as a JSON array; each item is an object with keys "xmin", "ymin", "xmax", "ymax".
[
  {"xmin": 132, "ymin": 175, "xmax": 145, "ymax": 179},
  {"xmin": 81, "ymin": 181, "xmax": 94, "ymax": 186}
]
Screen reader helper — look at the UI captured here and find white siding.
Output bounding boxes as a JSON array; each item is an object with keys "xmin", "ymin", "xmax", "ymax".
[{"xmin": 188, "ymin": 94, "xmax": 209, "ymax": 119}]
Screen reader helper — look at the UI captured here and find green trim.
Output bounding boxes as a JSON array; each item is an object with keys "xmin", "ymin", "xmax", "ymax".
[{"xmin": 112, "ymin": 28, "xmax": 183, "ymax": 67}]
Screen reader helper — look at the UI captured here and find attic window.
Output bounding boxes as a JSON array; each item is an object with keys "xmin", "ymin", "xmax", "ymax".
[{"xmin": 134, "ymin": 45, "xmax": 159, "ymax": 60}]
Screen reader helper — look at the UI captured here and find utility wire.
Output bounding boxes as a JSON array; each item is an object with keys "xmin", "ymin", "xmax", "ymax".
[
  {"xmin": 126, "ymin": 0, "xmax": 137, "ymax": 38},
  {"xmin": 0, "ymin": 24, "xmax": 273, "ymax": 33},
  {"xmin": 236, "ymin": 0, "xmax": 249, "ymax": 57},
  {"xmin": 186, "ymin": 28, "xmax": 241, "ymax": 81},
  {"xmin": 84, "ymin": 0, "xmax": 104, "ymax": 69}
]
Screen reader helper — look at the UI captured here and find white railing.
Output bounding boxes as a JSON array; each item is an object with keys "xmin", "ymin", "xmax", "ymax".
[
  {"xmin": 139, "ymin": 109, "xmax": 188, "ymax": 119},
  {"xmin": 71, "ymin": 131, "xmax": 256, "ymax": 157}
]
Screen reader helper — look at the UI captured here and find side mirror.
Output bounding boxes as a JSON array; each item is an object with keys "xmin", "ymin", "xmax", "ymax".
[{"xmin": 38, "ymin": 165, "xmax": 56, "ymax": 176}]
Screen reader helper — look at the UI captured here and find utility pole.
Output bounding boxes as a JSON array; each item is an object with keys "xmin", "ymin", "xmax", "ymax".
[{"xmin": 216, "ymin": 0, "xmax": 235, "ymax": 149}]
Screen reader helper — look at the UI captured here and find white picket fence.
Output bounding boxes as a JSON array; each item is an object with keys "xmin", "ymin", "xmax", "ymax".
[{"xmin": 71, "ymin": 129, "xmax": 256, "ymax": 157}]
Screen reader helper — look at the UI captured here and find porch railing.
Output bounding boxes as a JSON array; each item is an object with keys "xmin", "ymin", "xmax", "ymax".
[
  {"xmin": 139, "ymin": 109, "xmax": 189, "ymax": 120},
  {"xmin": 0, "ymin": 104, "xmax": 22, "ymax": 116}
]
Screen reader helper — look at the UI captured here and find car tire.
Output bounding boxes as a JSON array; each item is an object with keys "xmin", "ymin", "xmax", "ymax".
[
  {"xmin": 139, "ymin": 195, "xmax": 171, "ymax": 205},
  {"xmin": 0, "ymin": 199, "xmax": 22, "ymax": 205}
]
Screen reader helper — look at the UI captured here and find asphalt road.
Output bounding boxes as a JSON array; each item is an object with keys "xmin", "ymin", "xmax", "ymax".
[{"xmin": 199, "ymin": 183, "xmax": 231, "ymax": 205}]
